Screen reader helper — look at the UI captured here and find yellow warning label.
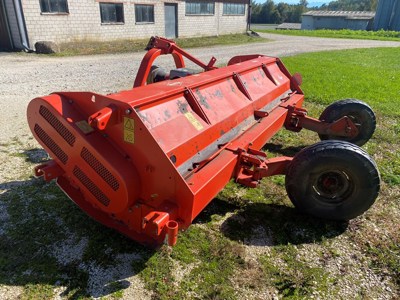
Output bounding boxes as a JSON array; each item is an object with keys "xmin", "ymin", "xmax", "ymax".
[
  {"xmin": 124, "ymin": 117, "xmax": 134, "ymax": 130},
  {"xmin": 123, "ymin": 117, "xmax": 135, "ymax": 144},
  {"xmin": 184, "ymin": 112, "xmax": 203, "ymax": 131}
]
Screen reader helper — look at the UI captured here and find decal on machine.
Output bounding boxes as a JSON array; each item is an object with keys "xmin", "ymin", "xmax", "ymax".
[
  {"xmin": 123, "ymin": 117, "xmax": 135, "ymax": 144},
  {"xmin": 184, "ymin": 112, "xmax": 203, "ymax": 131}
]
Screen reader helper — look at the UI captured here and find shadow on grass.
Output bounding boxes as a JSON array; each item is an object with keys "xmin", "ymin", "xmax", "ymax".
[
  {"xmin": 193, "ymin": 198, "xmax": 239, "ymax": 225},
  {"xmin": 0, "ymin": 177, "xmax": 154, "ymax": 299},
  {"xmin": 262, "ymin": 143, "xmax": 308, "ymax": 157},
  {"xmin": 219, "ymin": 202, "xmax": 348, "ymax": 246}
]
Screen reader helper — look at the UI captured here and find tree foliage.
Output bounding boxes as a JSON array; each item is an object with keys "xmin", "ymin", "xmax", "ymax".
[
  {"xmin": 251, "ymin": 0, "xmax": 307, "ymax": 24},
  {"xmin": 317, "ymin": 0, "xmax": 378, "ymax": 11}
]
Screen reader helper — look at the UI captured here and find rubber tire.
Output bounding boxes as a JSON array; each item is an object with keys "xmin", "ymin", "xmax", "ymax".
[
  {"xmin": 285, "ymin": 140, "xmax": 380, "ymax": 221},
  {"xmin": 318, "ymin": 99, "xmax": 376, "ymax": 146}
]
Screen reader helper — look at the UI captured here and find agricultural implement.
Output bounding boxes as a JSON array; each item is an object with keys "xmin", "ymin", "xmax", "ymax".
[{"xmin": 27, "ymin": 37, "xmax": 380, "ymax": 247}]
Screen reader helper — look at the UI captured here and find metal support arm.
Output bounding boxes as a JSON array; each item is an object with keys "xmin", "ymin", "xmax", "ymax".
[
  {"xmin": 134, "ymin": 36, "xmax": 218, "ymax": 88},
  {"xmin": 284, "ymin": 105, "xmax": 359, "ymax": 138},
  {"xmin": 234, "ymin": 148, "xmax": 292, "ymax": 188}
]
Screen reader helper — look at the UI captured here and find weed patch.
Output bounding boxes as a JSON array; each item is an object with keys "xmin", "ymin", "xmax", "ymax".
[{"xmin": 261, "ymin": 245, "xmax": 333, "ymax": 298}]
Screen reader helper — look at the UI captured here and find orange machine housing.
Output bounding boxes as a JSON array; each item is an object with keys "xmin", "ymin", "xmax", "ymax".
[{"xmin": 27, "ymin": 37, "xmax": 333, "ymax": 247}]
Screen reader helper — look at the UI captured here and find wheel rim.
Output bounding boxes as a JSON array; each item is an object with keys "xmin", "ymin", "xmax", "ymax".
[{"xmin": 312, "ymin": 170, "xmax": 353, "ymax": 203}]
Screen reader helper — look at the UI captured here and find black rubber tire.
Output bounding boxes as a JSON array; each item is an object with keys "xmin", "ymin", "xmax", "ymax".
[
  {"xmin": 318, "ymin": 99, "xmax": 376, "ymax": 146},
  {"xmin": 285, "ymin": 140, "xmax": 380, "ymax": 221}
]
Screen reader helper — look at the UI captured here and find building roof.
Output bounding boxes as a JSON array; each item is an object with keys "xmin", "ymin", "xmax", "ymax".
[
  {"xmin": 302, "ymin": 11, "xmax": 375, "ymax": 20},
  {"xmin": 276, "ymin": 23, "xmax": 301, "ymax": 30}
]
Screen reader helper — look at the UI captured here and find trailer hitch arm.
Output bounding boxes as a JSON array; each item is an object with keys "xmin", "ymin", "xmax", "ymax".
[
  {"xmin": 284, "ymin": 105, "xmax": 359, "ymax": 138},
  {"xmin": 234, "ymin": 148, "xmax": 292, "ymax": 188},
  {"xmin": 134, "ymin": 36, "xmax": 217, "ymax": 88}
]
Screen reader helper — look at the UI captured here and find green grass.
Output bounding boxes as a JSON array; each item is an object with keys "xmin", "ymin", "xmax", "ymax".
[
  {"xmin": 55, "ymin": 34, "xmax": 267, "ymax": 56},
  {"xmin": 261, "ymin": 245, "xmax": 334, "ymax": 298},
  {"xmin": 258, "ymin": 29, "xmax": 400, "ymax": 41},
  {"xmin": 282, "ymin": 47, "xmax": 400, "ymax": 117},
  {"xmin": 281, "ymin": 47, "xmax": 400, "ymax": 187},
  {"xmin": 1, "ymin": 47, "xmax": 399, "ymax": 299}
]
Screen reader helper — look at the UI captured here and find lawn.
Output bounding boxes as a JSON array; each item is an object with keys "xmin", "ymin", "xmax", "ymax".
[
  {"xmin": 258, "ymin": 28, "xmax": 400, "ymax": 42},
  {"xmin": 0, "ymin": 47, "xmax": 399, "ymax": 299},
  {"xmin": 55, "ymin": 34, "xmax": 267, "ymax": 56}
]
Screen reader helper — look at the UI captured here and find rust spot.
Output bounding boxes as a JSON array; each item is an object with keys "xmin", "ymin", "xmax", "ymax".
[
  {"xmin": 138, "ymin": 111, "xmax": 150, "ymax": 123},
  {"xmin": 213, "ymin": 89, "xmax": 223, "ymax": 99},
  {"xmin": 195, "ymin": 88, "xmax": 210, "ymax": 109},
  {"xmin": 164, "ymin": 110, "xmax": 171, "ymax": 119},
  {"xmin": 252, "ymin": 74, "xmax": 263, "ymax": 86},
  {"xmin": 177, "ymin": 100, "xmax": 189, "ymax": 114},
  {"xmin": 258, "ymin": 67, "xmax": 265, "ymax": 78}
]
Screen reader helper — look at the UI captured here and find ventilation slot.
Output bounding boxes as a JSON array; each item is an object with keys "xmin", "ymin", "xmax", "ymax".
[
  {"xmin": 39, "ymin": 105, "xmax": 76, "ymax": 146},
  {"xmin": 80, "ymin": 147, "xmax": 120, "ymax": 191},
  {"xmin": 34, "ymin": 124, "xmax": 68, "ymax": 164},
  {"xmin": 73, "ymin": 166, "xmax": 110, "ymax": 207}
]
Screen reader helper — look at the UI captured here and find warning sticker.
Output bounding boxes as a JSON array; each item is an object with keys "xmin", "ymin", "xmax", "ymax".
[
  {"xmin": 123, "ymin": 117, "xmax": 135, "ymax": 144},
  {"xmin": 184, "ymin": 112, "xmax": 203, "ymax": 131}
]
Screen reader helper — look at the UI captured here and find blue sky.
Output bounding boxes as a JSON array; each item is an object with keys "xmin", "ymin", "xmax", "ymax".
[{"xmin": 253, "ymin": 0, "xmax": 330, "ymax": 4}]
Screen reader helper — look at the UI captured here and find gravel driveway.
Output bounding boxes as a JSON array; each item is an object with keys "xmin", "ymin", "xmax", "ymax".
[
  {"xmin": 1, "ymin": 33, "xmax": 399, "ymax": 147},
  {"xmin": 0, "ymin": 34, "xmax": 399, "ymax": 299}
]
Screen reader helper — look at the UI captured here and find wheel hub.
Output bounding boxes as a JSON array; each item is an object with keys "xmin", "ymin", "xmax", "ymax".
[{"xmin": 313, "ymin": 170, "xmax": 351, "ymax": 202}]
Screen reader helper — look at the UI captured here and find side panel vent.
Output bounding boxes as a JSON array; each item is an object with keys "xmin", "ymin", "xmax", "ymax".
[
  {"xmin": 81, "ymin": 147, "xmax": 120, "ymax": 191},
  {"xmin": 73, "ymin": 166, "xmax": 111, "ymax": 207},
  {"xmin": 39, "ymin": 105, "xmax": 76, "ymax": 146},
  {"xmin": 34, "ymin": 124, "xmax": 68, "ymax": 164}
]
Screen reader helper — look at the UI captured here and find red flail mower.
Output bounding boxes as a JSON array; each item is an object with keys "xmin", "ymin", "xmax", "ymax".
[{"xmin": 28, "ymin": 37, "xmax": 380, "ymax": 247}]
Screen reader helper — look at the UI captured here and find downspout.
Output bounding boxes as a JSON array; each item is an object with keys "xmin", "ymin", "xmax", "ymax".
[
  {"xmin": 13, "ymin": 0, "xmax": 32, "ymax": 51},
  {"xmin": 247, "ymin": 0, "xmax": 251, "ymax": 31},
  {"xmin": 1, "ymin": 0, "xmax": 14, "ymax": 49},
  {"xmin": 217, "ymin": 1, "xmax": 220, "ymax": 36}
]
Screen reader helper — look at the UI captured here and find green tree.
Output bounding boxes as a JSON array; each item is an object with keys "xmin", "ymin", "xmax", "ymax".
[{"xmin": 317, "ymin": 0, "xmax": 376, "ymax": 11}]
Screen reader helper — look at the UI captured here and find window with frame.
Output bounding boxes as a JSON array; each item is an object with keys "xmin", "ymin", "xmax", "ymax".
[
  {"xmin": 39, "ymin": 0, "xmax": 69, "ymax": 13},
  {"xmin": 100, "ymin": 3, "xmax": 124, "ymax": 24},
  {"xmin": 185, "ymin": 2, "xmax": 214, "ymax": 15},
  {"xmin": 135, "ymin": 4, "xmax": 154, "ymax": 23},
  {"xmin": 223, "ymin": 3, "xmax": 245, "ymax": 15}
]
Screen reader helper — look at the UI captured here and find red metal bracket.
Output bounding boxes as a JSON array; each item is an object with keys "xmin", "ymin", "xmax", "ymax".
[
  {"xmin": 141, "ymin": 201, "xmax": 179, "ymax": 246},
  {"xmin": 234, "ymin": 148, "xmax": 292, "ymax": 188},
  {"xmin": 134, "ymin": 36, "xmax": 218, "ymax": 88},
  {"xmin": 35, "ymin": 160, "xmax": 65, "ymax": 182},
  {"xmin": 88, "ymin": 105, "xmax": 118, "ymax": 130},
  {"xmin": 233, "ymin": 72, "xmax": 252, "ymax": 101},
  {"xmin": 227, "ymin": 54, "xmax": 264, "ymax": 65},
  {"xmin": 184, "ymin": 88, "xmax": 211, "ymax": 125},
  {"xmin": 142, "ymin": 211, "xmax": 169, "ymax": 236},
  {"xmin": 284, "ymin": 105, "xmax": 359, "ymax": 137}
]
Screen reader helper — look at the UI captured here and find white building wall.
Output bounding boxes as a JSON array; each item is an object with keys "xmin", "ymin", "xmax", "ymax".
[
  {"xmin": 21, "ymin": 0, "xmax": 247, "ymax": 47},
  {"xmin": 178, "ymin": 2, "xmax": 248, "ymax": 37}
]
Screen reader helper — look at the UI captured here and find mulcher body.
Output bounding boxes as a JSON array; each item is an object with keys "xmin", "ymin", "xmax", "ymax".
[{"xmin": 27, "ymin": 37, "xmax": 380, "ymax": 247}]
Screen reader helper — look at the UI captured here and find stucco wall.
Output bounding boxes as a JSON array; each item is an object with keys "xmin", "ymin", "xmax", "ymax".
[{"xmin": 21, "ymin": 0, "xmax": 247, "ymax": 48}]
